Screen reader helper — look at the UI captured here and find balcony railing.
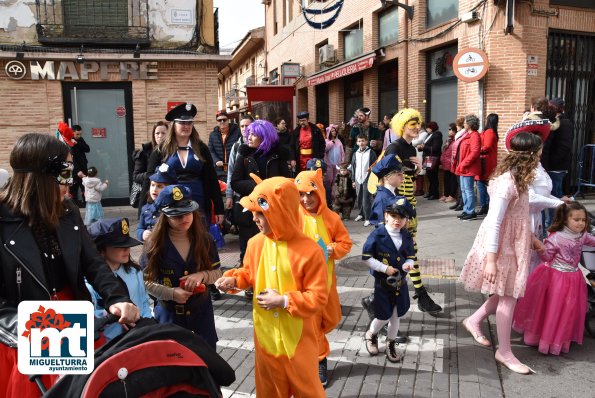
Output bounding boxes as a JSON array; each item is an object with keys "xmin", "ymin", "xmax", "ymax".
[{"xmin": 35, "ymin": 0, "xmax": 150, "ymax": 46}]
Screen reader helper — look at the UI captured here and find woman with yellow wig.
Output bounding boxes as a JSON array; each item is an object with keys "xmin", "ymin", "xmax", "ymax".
[{"xmin": 381, "ymin": 108, "xmax": 442, "ymax": 314}]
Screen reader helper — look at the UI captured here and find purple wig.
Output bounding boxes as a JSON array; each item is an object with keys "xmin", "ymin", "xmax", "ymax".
[{"xmin": 246, "ymin": 120, "xmax": 279, "ymax": 155}]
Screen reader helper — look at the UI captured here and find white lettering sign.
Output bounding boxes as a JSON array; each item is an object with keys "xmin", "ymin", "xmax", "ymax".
[{"xmin": 24, "ymin": 61, "xmax": 158, "ymax": 81}]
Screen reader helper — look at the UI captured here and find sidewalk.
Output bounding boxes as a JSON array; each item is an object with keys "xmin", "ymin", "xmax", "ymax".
[{"xmin": 103, "ymin": 195, "xmax": 595, "ymax": 398}]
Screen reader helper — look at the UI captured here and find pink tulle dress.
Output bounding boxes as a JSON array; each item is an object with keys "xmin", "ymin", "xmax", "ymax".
[
  {"xmin": 459, "ymin": 172, "xmax": 533, "ymax": 298},
  {"xmin": 513, "ymin": 229, "xmax": 595, "ymax": 355}
]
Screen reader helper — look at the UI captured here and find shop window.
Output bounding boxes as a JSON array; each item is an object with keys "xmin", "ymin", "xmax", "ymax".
[
  {"xmin": 379, "ymin": 6, "xmax": 399, "ymax": 47},
  {"xmin": 378, "ymin": 61, "xmax": 398, "ymax": 121},
  {"xmin": 344, "ymin": 72, "xmax": 363, "ymax": 122},
  {"xmin": 550, "ymin": 0, "xmax": 595, "ymax": 8},
  {"xmin": 426, "ymin": 45, "xmax": 457, "ymax": 135},
  {"xmin": 344, "ymin": 25, "xmax": 363, "ymax": 60},
  {"xmin": 427, "ymin": 0, "xmax": 458, "ymax": 28}
]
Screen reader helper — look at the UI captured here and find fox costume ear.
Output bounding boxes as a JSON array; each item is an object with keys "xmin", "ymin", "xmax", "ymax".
[
  {"xmin": 315, "ymin": 168, "xmax": 323, "ymax": 179},
  {"xmin": 249, "ymin": 173, "xmax": 263, "ymax": 184}
]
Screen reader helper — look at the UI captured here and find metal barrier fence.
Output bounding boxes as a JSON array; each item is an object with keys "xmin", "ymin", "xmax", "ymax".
[{"xmin": 575, "ymin": 144, "xmax": 595, "ymax": 197}]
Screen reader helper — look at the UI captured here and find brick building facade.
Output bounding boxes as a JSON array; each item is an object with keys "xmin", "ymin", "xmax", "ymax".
[
  {"xmin": 258, "ymin": 0, "xmax": 594, "ymax": 182},
  {"xmin": 0, "ymin": 0, "xmax": 229, "ymax": 202}
]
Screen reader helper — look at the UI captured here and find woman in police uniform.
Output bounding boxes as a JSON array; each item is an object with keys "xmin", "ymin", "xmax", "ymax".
[
  {"xmin": 144, "ymin": 185, "xmax": 222, "ymax": 349},
  {"xmin": 147, "ymin": 103, "xmax": 224, "ymax": 226}
]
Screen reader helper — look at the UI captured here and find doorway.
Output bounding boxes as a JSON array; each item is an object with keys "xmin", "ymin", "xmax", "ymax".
[
  {"xmin": 315, "ymin": 83, "xmax": 329, "ymax": 127},
  {"xmin": 63, "ymin": 82, "xmax": 134, "ymax": 205}
]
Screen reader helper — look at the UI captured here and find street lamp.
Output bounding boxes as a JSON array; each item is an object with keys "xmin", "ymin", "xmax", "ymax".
[{"xmin": 380, "ymin": 0, "xmax": 414, "ymax": 20}]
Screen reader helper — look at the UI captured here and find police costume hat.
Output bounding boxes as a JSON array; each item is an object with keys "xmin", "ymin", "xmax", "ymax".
[
  {"xmin": 165, "ymin": 103, "xmax": 197, "ymax": 122},
  {"xmin": 87, "ymin": 218, "xmax": 142, "ymax": 249},
  {"xmin": 154, "ymin": 185, "xmax": 199, "ymax": 217},
  {"xmin": 371, "ymin": 155, "xmax": 411, "ymax": 180},
  {"xmin": 297, "ymin": 111, "xmax": 309, "ymax": 119},
  {"xmin": 384, "ymin": 197, "xmax": 415, "ymax": 219},
  {"xmin": 149, "ymin": 163, "xmax": 178, "ymax": 184},
  {"xmin": 305, "ymin": 158, "xmax": 327, "ymax": 173}
]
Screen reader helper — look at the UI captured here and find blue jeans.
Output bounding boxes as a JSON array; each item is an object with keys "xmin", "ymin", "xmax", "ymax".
[
  {"xmin": 545, "ymin": 171, "xmax": 567, "ymax": 228},
  {"xmin": 477, "ymin": 180, "xmax": 489, "ymax": 208},
  {"xmin": 460, "ymin": 176, "xmax": 476, "ymax": 215}
]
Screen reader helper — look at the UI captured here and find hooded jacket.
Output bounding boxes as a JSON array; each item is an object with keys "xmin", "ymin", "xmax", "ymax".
[
  {"xmin": 224, "ymin": 176, "xmax": 327, "ymax": 397},
  {"xmin": 82, "ymin": 176, "xmax": 108, "ymax": 203},
  {"xmin": 294, "ymin": 169, "xmax": 352, "ymax": 357}
]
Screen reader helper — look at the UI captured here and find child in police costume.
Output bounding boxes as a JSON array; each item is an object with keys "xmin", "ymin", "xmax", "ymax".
[
  {"xmin": 363, "ymin": 198, "xmax": 415, "ymax": 362},
  {"xmin": 87, "ymin": 218, "xmax": 152, "ymax": 341},
  {"xmin": 136, "ymin": 163, "xmax": 177, "ymax": 242},
  {"xmin": 294, "ymin": 167, "xmax": 352, "ymax": 387},
  {"xmin": 216, "ymin": 175, "xmax": 328, "ymax": 398},
  {"xmin": 380, "ymin": 108, "xmax": 442, "ymax": 314},
  {"xmin": 143, "ymin": 185, "xmax": 222, "ymax": 349},
  {"xmin": 368, "ymin": 154, "xmax": 413, "ymax": 227}
]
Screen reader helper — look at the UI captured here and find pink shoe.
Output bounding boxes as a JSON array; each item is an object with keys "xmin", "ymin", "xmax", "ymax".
[
  {"xmin": 495, "ymin": 350, "xmax": 534, "ymax": 375},
  {"xmin": 462, "ymin": 318, "xmax": 491, "ymax": 347}
]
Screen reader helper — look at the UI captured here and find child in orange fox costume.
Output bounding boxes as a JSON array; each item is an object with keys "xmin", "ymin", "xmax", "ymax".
[
  {"xmin": 215, "ymin": 175, "xmax": 328, "ymax": 398},
  {"xmin": 295, "ymin": 168, "xmax": 352, "ymax": 386}
]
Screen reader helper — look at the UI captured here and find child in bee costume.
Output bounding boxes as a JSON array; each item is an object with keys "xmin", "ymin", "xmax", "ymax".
[{"xmin": 362, "ymin": 198, "xmax": 415, "ymax": 362}]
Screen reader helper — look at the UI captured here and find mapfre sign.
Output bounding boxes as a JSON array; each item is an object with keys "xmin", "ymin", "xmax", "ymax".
[{"xmin": 4, "ymin": 60, "xmax": 158, "ymax": 81}]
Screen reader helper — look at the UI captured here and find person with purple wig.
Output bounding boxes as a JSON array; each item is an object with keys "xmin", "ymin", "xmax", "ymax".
[{"xmin": 230, "ymin": 120, "xmax": 292, "ymax": 294}]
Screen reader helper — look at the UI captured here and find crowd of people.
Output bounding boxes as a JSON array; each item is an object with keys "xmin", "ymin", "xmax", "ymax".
[{"xmin": 0, "ymin": 94, "xmax": 590, "ymax": 397}]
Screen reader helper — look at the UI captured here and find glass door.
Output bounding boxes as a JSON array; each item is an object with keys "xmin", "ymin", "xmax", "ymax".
[{"xmin": 63, "ymin": 82, "xmax": 134, "ymax": 205}]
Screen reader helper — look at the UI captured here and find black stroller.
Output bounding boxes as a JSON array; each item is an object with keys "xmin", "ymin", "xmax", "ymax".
[
  {"xmin": 581, "ymin": 210, "xmax": 595, "ymax": 338},
  {"xmin": 42, "ymin": 319, "xmax": 235, "ymax": 397}
]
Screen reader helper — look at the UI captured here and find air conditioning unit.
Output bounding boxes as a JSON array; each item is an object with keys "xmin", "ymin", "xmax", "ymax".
[
  {"xmin": 245, "ymin": 75, "xmax": 255, "ymax": 86},
  {"xmin": 319, "ymin": 44, "xmax": 335, "ymax": 65}
]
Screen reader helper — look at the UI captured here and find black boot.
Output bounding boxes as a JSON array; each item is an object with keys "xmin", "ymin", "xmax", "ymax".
[
  {"xmin": 361, "ymin": 294, "xmax": 375, "ymax": 320},
  {"xmin": 318, "ymin": 357, "xmax": 328, "ymax": 387},
  {"xmin": 245, "ymin": 286, "xmax": 254, "ymax": 300},
  {"xmin": 477, "ymin": 205, "xmax": 489, "ymax": 216},
  {"xmin": 208, "ymin": 284, "xmax": 221, "ymax": 301},
  {"xmin": 414, "ymin": 288, "xmax": 442, "ymax": 314}
]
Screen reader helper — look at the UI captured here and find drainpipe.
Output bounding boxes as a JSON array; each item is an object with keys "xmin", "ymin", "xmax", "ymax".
[{"xmin": 402, "ymin": 0, "xmax": 409, "ymax": 109}]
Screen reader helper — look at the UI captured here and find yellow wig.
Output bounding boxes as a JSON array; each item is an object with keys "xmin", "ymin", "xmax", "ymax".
[{"xmin": 390, "ymin": 108, "xmax": 423, "ymax": 137}]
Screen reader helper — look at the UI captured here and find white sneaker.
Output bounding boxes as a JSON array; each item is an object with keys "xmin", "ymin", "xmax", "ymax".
[
  {"xmin": 354, "ymin": 215, "xmax": 364, "ymax": 222},
  {"xmin": 364, "ymin": 220, "xmax": 371, "ymax": 227}
]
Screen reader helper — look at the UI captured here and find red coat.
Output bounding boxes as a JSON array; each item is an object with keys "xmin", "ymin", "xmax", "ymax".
[
  {"xmin": 455, "ymin": 130, "xmax": 481, "ymax": 178},
  {"xmin": 479, "ymin": 128, "xmax": 498, "ymax": 181}
]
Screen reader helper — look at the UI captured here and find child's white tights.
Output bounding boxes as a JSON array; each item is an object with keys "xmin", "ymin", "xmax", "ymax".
[
  {"xmin": 467, "ymin": 294, "xmax": 521, "ymax": 364},
  {"xmin": 370, "ymin": 307, "xmax": 400, "ymax": 340}
]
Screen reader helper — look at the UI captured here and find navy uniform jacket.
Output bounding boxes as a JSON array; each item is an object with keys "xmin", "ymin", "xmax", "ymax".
[
  {"xmin": 153, "ymin": 235, "xmax": 221, "ymax": 349},
  {"xmin": 362, "ymin": 225, "xmax": 414, "ymax": 317},
  {"xmin": 136, "ymin": 203, "xmax": 159, "ymax": 241},
  {"xmin": 369, "ymin": 187, "xmax": 416, "ymax": 226}
]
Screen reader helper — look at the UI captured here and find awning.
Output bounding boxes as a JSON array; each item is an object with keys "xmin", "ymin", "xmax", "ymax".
[{"xmin": 307, "ymin": 51, "xmax": 377, "ymax": 87}]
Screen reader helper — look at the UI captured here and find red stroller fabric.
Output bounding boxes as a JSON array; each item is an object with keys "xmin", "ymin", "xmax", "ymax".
[{"xmin": 44, "ymin": 319, "xmax": 235, "ymax": 397}]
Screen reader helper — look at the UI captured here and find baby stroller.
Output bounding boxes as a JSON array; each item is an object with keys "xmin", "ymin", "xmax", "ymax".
[
  {"xmin": 42, "ymin": 318, "xmax": 235, "ymax": 397},
  {"xmin": 581, "ymin": 210, "xmax": 595, "ymax": 338}
]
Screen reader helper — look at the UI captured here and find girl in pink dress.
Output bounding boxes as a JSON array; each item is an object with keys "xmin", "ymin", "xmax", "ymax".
[
  {"xmin": 513, "ymin": 202, "xmax": 594, "ymax": 355},
  {"xmin": 459, "ymin": 126, "xmax": 546, "ymax": 375}
]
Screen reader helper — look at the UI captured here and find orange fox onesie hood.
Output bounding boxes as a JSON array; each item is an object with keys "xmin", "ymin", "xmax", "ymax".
[
  {"xmin": 295, "ymin": 168, "xmax": 326, "ymax": 216},
  {"xmin": 239, "ymin": 174, "xmax": 301, "ymax": 241}
]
